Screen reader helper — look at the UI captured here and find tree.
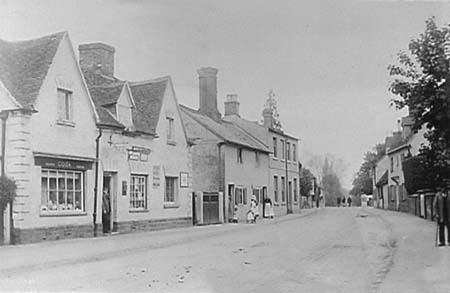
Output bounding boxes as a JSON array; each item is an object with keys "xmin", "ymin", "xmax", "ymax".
[
  {"xmin": 322, "ymin": 158, "xmax": 344, "ymax": 206},
  {"xmin": 350, "ymin": 143, "xmax": 386, "ymax": 196},
  {"xmin": 388, "ymin": 17, "xmax": 450, "ymax": 189},
  {"xmin": 300, "ymin": 168, "xmax": 314, "ymax": 198}
]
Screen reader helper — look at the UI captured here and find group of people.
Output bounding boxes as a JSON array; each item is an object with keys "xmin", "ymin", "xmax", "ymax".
[
  {"xmin": 245, "ymin": 197, "xmax": 275, "ymax": 223},
  {"xmin": 337, "ymin": 197, "xmax": 352, "ymax": 207}
]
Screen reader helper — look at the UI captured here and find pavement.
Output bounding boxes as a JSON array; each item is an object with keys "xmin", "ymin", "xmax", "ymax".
[{"xmin": 0, "ymin": 207, "xmax": 449, "ymax": 292}]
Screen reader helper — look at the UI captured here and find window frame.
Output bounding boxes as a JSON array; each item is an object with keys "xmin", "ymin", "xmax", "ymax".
[
  {"xmin": 274, "ymin": 176, "xmax": 279, "ymax": 203},
  {"xmin": 40, "ymin": 168, "xmax": 85, "ymax": 215},
  {"xmin": 164, "ymin": 176, "xmax": 179, "ymax": 205},
  {"xmin": 293, "ymin": 178, "xmax": 298, "ymax": 202},
  {"xmin": 57, "ymin": 88, "xmax": 74, "ymax": 125},
  {"xmin": 130, "ymin": 174, "xmax": 147, "ymax": 211},
  {"xmin": 273, "ymin": 137, "xmax": 278, "ymax": 158},
  {"xmin": 237, "ymin": 148, "xmax": 243, "ymax": 164},
  {"xmin": 281, "ymin": 139, "xmax": 285, "ymax": 160},
  {"xmin": 292, "ymin": 144, "xmax": 296, "ymax": 162},
  {"xmin": 281, "ymin": 176, "xmax": 286, "ymax": 203},
  {"xmin": 166, "ymin": 117, "xmax": 176, "ymax": 145}
]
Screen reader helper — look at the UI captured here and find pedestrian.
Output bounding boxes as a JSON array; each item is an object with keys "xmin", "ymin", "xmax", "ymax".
[
  {"xmin": 433, "ymin": 188, "xmax": 450, "ymax": 247},
  {"xmin": 347, "ymin": 197, "xmax": 352, "ymax": 207},
  {"xmin": 342, "ymin": 197, "xmax": 346, "ymax": 207},
  {"xmin": 337, "ymin": 197, "xmax": 341, "ymax": 207},
  {"xmin": 247, "ymin": 197, "xmax": 258, "ymax": 223},
  {"xmin": 102, "ymin": 187, "xmax": 111, "ymax": 233},
  {"xmin": 264, "ymin": 197, "xmax": 274, "ymax": 218}
]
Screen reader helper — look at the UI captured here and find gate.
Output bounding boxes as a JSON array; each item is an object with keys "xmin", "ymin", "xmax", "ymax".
[{"xmin": 203, "ymin": 192, "xmax": 220, "ymax": 225}]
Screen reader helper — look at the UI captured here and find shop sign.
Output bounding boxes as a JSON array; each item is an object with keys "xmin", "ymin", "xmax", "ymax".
[
  {"xmin": 128, "ymin": 146, "xmax": 151, "ymax": 162},
  {"xmin": 35, "ymin": 157, "xmax": 93, "ymax": 171}
]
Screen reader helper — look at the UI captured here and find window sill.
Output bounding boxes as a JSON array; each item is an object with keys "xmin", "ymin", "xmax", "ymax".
[
  {"xmin": 164, "ymin": 203, "xmax": 180, "ymax": 209},
  {"xmin": 129, "ymin": 209, "xmax": 149, "ymax": 213},
  {"xmin": 40, "ymin": 211, "xmax": 87, "ymax": 217},
  {"xmin": 56, "ymin": 120, "xmax": 75, "ymax": 127},
  {"xmin": 167, "ymin": 140, "xmax": 177, "ymax": 146}
]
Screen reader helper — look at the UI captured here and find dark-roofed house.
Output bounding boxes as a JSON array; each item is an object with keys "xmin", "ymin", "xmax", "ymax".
[
  {"xmin": 223, "ymin": 92, "xmax": 301, "ymax": 217},
  {"xmin": 180, "ymin": 67, "xmax": 271, "ymax": 224},
  {"xmin": 385, "ymin": 116, "xmax": 427, "ymax": 212},
  {"xmin": 79, "ymin": 43, "xmax": 192, "ymax": 235},
  {"xmin": 0, "ymin": 32, "xmax": 99, "ymax": 244}
]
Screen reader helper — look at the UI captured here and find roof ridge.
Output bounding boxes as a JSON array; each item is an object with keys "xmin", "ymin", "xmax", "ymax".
[
  {"xmin": 0, "ymin": 31, "xmax": 67, "ymax": 44},
  {"xmin": 130, "ymin": 76, "xmax": 170, "ymax": 86}
]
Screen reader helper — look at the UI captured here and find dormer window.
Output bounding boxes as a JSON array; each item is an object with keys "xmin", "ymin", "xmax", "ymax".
[
  {"xmin": 57, "ymin": 88, "xmax": 73, "ymax": 125},
  {"xmin": 117, "ymin": 103, "xmax": 133, "ymax": 129}
]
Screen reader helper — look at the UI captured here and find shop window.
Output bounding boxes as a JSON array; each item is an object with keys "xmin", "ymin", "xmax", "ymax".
[
  {"xmin": 165, "ymin": 176, "xmax": 178, "ymax": 203},
  {"xmin": 41, "ymin": 169, "xmax": 84, "ymax": 214},
  {"xmin": 234, "ymin": 187, "xmax": 247, "ymax": 205},
  {"xmin": 130, "ymin": 175, "xmax": 147, "ymax": 210}
]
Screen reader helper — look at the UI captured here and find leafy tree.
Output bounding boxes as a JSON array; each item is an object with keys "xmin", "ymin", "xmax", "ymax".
[
  {"xmin": 322, "ymin": 158, "xmax": 344, "ymax": 206},
  {"xmin": 350, "ymin": 143, "xmax": 386, "ymax": 196},
  {"xmin": 300, "ymin": 168, "xmax": 314, "ymax": 198},
  {"xmin": 388, "ymin": 17, "xmax": 450, "ymax": 189}
]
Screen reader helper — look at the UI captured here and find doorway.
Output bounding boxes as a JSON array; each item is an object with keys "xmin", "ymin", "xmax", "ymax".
[{"xmin": 103, "ymin": 173, "xmax": 118, "ymax": 233}]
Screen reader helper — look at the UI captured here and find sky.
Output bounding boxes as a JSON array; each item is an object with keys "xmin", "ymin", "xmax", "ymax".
[{"xmin": 1, "ymin": 0, "xmax": 450, "ymax": 188}]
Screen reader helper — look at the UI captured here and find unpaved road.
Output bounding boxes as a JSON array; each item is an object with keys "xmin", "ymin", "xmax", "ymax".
[{"xmin": 0, "ymin": 208, "xmax": 449, "ymax": 292}]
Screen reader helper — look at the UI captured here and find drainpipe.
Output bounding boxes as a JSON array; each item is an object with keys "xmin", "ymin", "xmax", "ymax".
[
  {"xmin": 217, "ymin": 142, "xmax": 225, "ymax": 223},
  {"xmin": 0, "ymin": 111, "xmax": 8, "ymax": 244},
  {"xmin": 285, "ymin": 139, "xmax": 290, "ymax": 214},
  {"xmin": 93, "ymin": 128, "xmax": 102, "ymax": 236}
]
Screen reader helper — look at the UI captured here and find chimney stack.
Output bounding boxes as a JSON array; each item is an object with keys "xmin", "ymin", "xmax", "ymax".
[
  {"xmin": 263, "ymin": 107, "xmax": 273, "ymax": 128},
  {"xmin": 198, "ymin": 67, "xmax": 221, "ymax": 121},
  {"xmin": 79, "ymin": 43, "xmax": 115, "ymax": 77},
  {"xmin": 401, "ymin": 115, "xmax": 414, "ymax": 139},
  {"xmin": 224, "ymin": 94, "xmax": 240, "ymax": 117}
]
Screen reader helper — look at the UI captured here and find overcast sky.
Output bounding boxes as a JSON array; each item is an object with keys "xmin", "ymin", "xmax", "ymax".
[{"xmin": 1, "ymin": 0, "xmax": 450, "ymax": 188}]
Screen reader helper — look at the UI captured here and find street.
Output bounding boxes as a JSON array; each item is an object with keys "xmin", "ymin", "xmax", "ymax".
[{"xmin": 0, "ymin": 208, "xmax": 449, "ymax": 293}]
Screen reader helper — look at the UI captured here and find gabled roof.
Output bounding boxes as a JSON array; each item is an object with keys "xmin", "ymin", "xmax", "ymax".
[
  {"xmin": 129, "ymin": 78, "xmax": 167, "ymax": 135},
  {"xmin": 0, "ymin": 32, "xmax": 65, "ymax": 109},
  {"xmin": 180, "ymin": 105, "xmax": 270, "ymax": 153},
  {"xmin": 89, "ymin": 83, "xmax": 124, "ymax": 106},
  {"xmin": 376, "ymin": 170, "xmax": 388, "ymax": 187}
]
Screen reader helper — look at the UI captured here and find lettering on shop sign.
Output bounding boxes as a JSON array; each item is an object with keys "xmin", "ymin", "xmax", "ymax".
[
  {"xmin": 153, "ymin": 165, "xmax": 160, "ymax": 188},
  {"xmin": 34, "ymin": 157, "xmax": 93, "ymax": 171},
  {"xmin": 127, "ymin": 146, "xmax": 151, "ymax": 162}
]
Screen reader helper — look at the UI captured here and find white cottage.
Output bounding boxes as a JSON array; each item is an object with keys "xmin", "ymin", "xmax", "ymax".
[{"xmin": 0, "ymin": 32, "xmax": 98, "ymax": 243}]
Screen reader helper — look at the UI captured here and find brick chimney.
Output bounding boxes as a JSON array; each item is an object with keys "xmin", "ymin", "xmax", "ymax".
[
  {"xmin": 224, "ymin": 94, "xmax": 240, "ymax": 117},
  {"xmin": 263, "ymin": 107, "xmax": 273, "ymax": 128},
  {"xmin": 198, "ymin": 67, "xmax": 221, "ymax": 121},
  {"xmin": 78, "ymin": 43, "xmax": 115, "ymax": 77},
  {"xmin": 401, "ymin": 115, "xmax": 414, "ymax": 139}
]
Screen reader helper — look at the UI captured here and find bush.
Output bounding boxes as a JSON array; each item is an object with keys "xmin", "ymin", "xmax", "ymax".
[{"xmin": 0, "ymin": 176, "xmax": 16, "ymax": 211}]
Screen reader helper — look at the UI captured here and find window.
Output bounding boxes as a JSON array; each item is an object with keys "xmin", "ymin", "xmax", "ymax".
[
  {"xmin": 273, "ymin": 137, "xmax": 277, "ymax": 158},
  {"xmin": 165, "ymin": 177, "xmax": 178, "ymax": 203},
  {"xmin": 237, "ymin": 148, "xmax": 243, "ymax": 164},
  {"xmin": 396, "ymin": 155, "xmax": 399, "ymax": 168},
  {"xmin": 389, "ymin": 185, "xmax": 396, "ymax": 202},
  {"xmin": 390, "ymin": 157, "xmax": 394, "ymax": 172},
  {"xmin": 293, "ymin": 144, "xmax": 296, "ymax": 161},
  {"xmin": 130, "ymin": 175, "xmax": 147, "ymax": 210},
  {"xmin": 167, "ymin": 117, "xmax": 175, "ymax": 144},
  {"xmin": 294, "ymin": 178, "xmax": 298, "ymax": 202},
  {"xmin": 57, "ymin": 89, "xmax": 73, "ymax": 122},
  {"xmin": 287, "ymin": 142, "xmax": 291, "ymax": 161},
  {"xmin": 117, "ymin": 104, "xmax": 132, "ymax": 128},
  {"xmin": 41, "ymin": 169, "xmax": 84, "ymax": 213},
  {"xmin": 255, "ymin": 152, "xmax": 260, "ymax": 167},
  {"xmin": 253, "ymin": 188, "xmax": 261, "ymax": 205},
  {"xmin": 281, "ymin": 177, "xmax": 286, "ymax": 203},
  {"xmin": 235, "ymin": 187, "xmax": 247, "ymax": 205},
  {"xmin": 274, "ymin": 176, "xmax": 279, "ymax": 203},
  {"xmin": 281, "ymin": 140, "xmax": 285, "ymax": 160}
]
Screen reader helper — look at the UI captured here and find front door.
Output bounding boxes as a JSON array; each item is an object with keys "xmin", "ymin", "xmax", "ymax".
[
  {"xmin": 203, "ymin": 192, "xmax": 220, "ymax": 225},
  {"xmin": 228, "ymin": 184, "xmax": 234, "ymax": 223},
  {"xmin": 103, "ymin": 173, "xmax": 118, "ymax": 233}
]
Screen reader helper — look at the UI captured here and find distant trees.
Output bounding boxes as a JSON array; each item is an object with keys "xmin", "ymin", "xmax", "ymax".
[
  {"xmin": 300, "ymin": 168, "xmax": 314, "ymax": 198},
  {"xmin": 322, "ymin": 158, "xmax": 345, "ymax": 207},
  {"xmin": 350, "ymin": 143, "xmax": 386, "ymax": 197},
  {"xmin": 388, "ymin": 17, "xmax": 450, "ymax": 189}
]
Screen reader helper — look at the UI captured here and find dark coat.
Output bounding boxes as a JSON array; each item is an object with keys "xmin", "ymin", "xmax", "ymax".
[{"xmin": 433, "ymin": 193, "xmax": 450, "ymax": 223}]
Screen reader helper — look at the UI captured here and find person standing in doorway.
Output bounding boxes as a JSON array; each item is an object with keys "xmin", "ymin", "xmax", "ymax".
[
  {"xmin": 433, "ymin": 188, "xmax": 450, "ymax": 246},
  {"xmin": 347, "ymin": 197, "xmax": 352, "ymax": 207},
  {"xmin": 102, "ymin": 187, "xmax": 111, "ymax": 234}
]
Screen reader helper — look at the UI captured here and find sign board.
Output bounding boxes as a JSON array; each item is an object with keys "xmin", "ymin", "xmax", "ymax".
[
  {"xmin": 35, "ymin": 157, "xmax": 93, "ymax": 171},
  {"xmin": 128, "ymin": 146, "xmax": 151, "ymax": 162},
  {"xmin": 153, "ymin": 165, "xmax": 160, "ymax": 187},
  {"xmin": 180, "ymin": 172, "xmax": 189, "ymax": 188}
]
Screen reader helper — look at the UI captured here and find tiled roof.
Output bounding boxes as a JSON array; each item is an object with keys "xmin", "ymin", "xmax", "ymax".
[
  {"xmin": 89, "ymin": 83, "xmax": 124, "ymax": 106},
  {"xmin": 180, "ymin": 105, "xmax": 270, "ymax": 153},
  {"xmin": 224, "ymin": 115, "xmax": 268, "ymax": 145},
  {"xmin": 96, "ymin": 106, "xmax": 124, "ymax": 128},
  {"xmin": 129, "ymin": 79, "xmax": 167, "ymax": 135},
  {"xmin": 376, "ymin": 170, "xmax": 388, "ymax": 187},
  {"xmin": 0, "ymin": 32, "xmax": 65, "ymax": 109}
]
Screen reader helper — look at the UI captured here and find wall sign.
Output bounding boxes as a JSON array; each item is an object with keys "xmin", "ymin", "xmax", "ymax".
[
  {"xmin": 35, "ymin": 157, "xmax": 93, "ymax": 171},
  {"xmin": 122, "ymin": 180, "xmax": 127, "ymax": 196},
  {"xmin": 180, "ymin": 172, "xmax": 189, "ymax": 188},
  {"xmin": 153, "ymin": 165, "xmax": 160, "ymax": 187},
  {"xmin": 127, "ymin": 146, "xmax": 151, "ymax": 162}
]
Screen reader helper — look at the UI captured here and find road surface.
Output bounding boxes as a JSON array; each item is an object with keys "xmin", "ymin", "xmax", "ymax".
[{"xmin": 0, "ymin": 208, "xmax": 449, "ymax": 292}]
